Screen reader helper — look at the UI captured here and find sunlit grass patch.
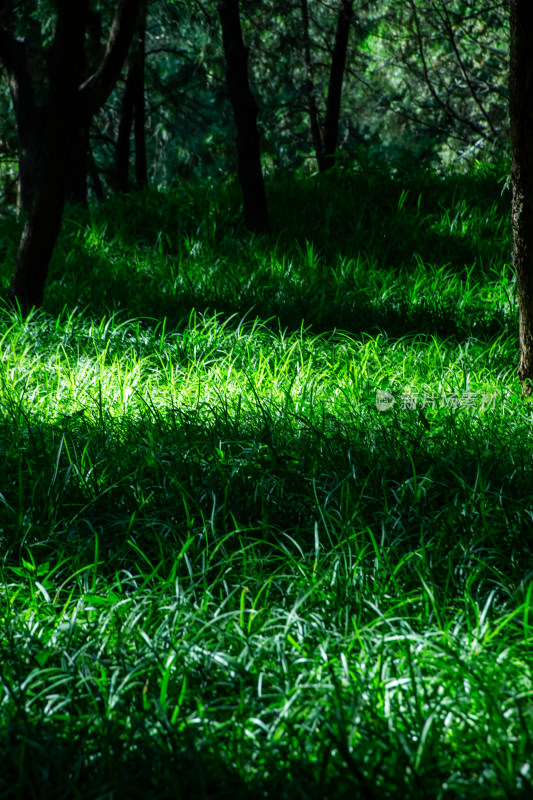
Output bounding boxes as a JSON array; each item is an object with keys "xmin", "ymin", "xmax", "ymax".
[{"xmin": 0, "ymin": 166, "xmax": 531, "ymax": 798}]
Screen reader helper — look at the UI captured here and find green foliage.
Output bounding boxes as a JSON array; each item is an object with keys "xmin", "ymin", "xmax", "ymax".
[
  {"xmin": 0, "ymin": 167, "xmax": 531, "ymax": 798},
  {"xmin": 0, "ymin": 0, "xmax": 509, "ymax": 200}
]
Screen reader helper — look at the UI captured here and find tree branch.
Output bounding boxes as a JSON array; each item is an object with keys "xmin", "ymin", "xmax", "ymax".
[
  {"xmin": 435, "ymin": 0, "xmax": 498, "ymax": 139},
  {"xmin": 405, "ymin": 0, "xmax": 489, "ymax": 140},
  {"xmin": 79, "ymin": 0, "xmax": 142, "ymax": 118}
]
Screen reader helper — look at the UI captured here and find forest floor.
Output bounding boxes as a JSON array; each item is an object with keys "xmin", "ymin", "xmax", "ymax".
[{"xmin": 0, "ymin": 164, "xmax": 531, "ymax": 799}]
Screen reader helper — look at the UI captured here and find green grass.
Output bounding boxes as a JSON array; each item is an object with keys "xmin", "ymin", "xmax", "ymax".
[{"xmin": 0, "ymin": 165, "xmax": 532, "ymax": 798}]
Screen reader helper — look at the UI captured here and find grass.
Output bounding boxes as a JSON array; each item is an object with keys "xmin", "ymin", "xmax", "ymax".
[{"xmin": 0, "ymin": 164, "xmax": 532, "ymax": 798}]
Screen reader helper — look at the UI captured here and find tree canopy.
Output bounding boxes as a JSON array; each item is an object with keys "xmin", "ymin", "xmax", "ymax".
[{"xmin": 0, "ymin": 0, "xmax": 510, "ymax": 205}]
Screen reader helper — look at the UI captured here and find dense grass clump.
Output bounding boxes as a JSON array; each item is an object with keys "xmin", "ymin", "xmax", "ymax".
[{"xmin": 0, "ymin": 165, "xmax": 532, "ymax": 799}]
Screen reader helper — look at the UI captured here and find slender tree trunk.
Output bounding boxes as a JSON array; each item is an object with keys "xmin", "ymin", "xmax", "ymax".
[
  {"xmin": 300, "ymin": 0, "xmax": 323, "ymax": 171},
  {"xmin": 65, "ymin": 10, "xmax": 104, "ymax": 205},
  {"xmin": 218, "ymin": 0, "xmax": 268, "ymax": 233},
  {"xmin": 509, "ymin": 0, "xmax": 533, "ymax": 396},
  {"xmin": 133, "ymin": 1, "xmax": 147, "ymax": 189},
  {"xmin": 299, "ymin": 0, "xmax": 352, "ymax": 173},
  {"xmin": 116, "ymin": 69, "xmax": 136, "ymax": 191},
  {"xmin": 321, "ymin": 0, "xmax": 353, "ymax": 171},
  {"xmin": 115, "ymin": 1, "xmax": 147, "ymax": 192},
  {"xmin": 8, "ymin": 0, "xmax": 88, "ymax": 309}
]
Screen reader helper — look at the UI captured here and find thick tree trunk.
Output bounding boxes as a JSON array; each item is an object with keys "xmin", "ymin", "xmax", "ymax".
[
  {"xmin": 509, "ymin": 0, "xmax": 533, "ymax": 396},
  {"xmin": 66, "ymin": 123, "xmax": 90, "ymax": 205},
  {"xmin": 8, "ymin": 0, "xmax": 88, "ymax": 310},
  {"xmin": 3, "ymin": 0, "xmax": 142, "ymax": 310},
  {"xmin": 17, "ymin": 107, "xmax": 46, "ymax": 214},
  {"xmin": 218, "ymin": 0, "xmax": 269, "ymax": 233},
  {"xmin": 0, "ymin": 29, "xmax": 45, "ymax": 215},
  {"xmin": 321, "ymin": 0, "xmax": 352, "ymax": 171}
]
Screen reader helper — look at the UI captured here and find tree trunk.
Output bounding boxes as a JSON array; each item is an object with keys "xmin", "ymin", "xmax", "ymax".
[
  {"xmin": 133, "ymin": 1, "xmax": 147, "ymax": 189},
  {"xmin": 115, "ymin": 68, "xmax": 136, "ymax": 191},
  {"xmin": 115, "ymin": 1, "xmax": 147, "ymax": 192},
  {"xmin": 79, "ymin": 0, "xmax": 144, "ymax": 118},
  {"xmin": 300, "ymin": 0, "xmax": 324, "ymax": 171},
  {"xmin": 65, "ymin": 10, "xmax": 105, "ymax": 205},
  {"xmin": 66, "ymin": 122, "xmax": 90, "ymax": 205},
  {"xmin": 218, "ymin": 0, "xmax": 269, "ymax": 233},
  {"xmin": 17, "ymin": 107, "xmax": 46, "ymax": 214},
  {"xmin": 509, "ymin": 0, "xmax": 533, "ymax": 396},
  {"xmin": 8, "ymin": 0, "xmax": 88, "ymax": 310},
  {"xmin": 88, "ymin": 144, "xmax": 105, "ymax": 200},
  {"xmin": 321, "ymin": 0, "xmax": 353, "ymax": 171},
  {"xmin": 0, "ymin": 29, "xmax": 45, "ymax": 215},
  {"xmin": 3, "ymin": 0, "xmax": 142, "ymax": 311}
]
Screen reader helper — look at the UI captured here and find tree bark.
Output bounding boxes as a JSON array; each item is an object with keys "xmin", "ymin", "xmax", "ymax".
[
  {"xmin": 115, "ymin": 68, "xmax": 136, "ymax": 191},
  {"xmin": 7, "ymin": 0, "xmax": 88, "ymax": 309},
  {"xmin": 509, "ymin": 0, "xmax": 533, "ymax": 396},
  {"xmin": 88, "ymin": 143, "xmax": 105, "ymax": 200},
  {"xmin": 218, "ymin": 0, "xmax": 269, "ymax": 233},
  {"xmin": 66, "ymin": 122, "xmax": 90, "ymax": 204},
  {"xmin": 0, "ymin": 28, "xmax": 45, "ymax": 214},
  {"xmin": 321, "ymin": 0, "xmax": 353, "ymax": 171},
  {"xmin": 5, "ymin": 0, "xmax": 142, "ymax": 311}
]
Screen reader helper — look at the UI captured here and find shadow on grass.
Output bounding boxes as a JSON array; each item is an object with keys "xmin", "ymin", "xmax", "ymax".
[
  {"xmin": 40, "ymin": 234, "xmax": 512, "ymax": 344},
  {"xmin": 11, "ymin": 165, "xmax": 511, "ymax": 342},
  {"xmin": 0, "ymin": 712, "xmax": 418, "ymax": 800},
  {"xmin": 1, "ymin": 403, "xmax": 531, "ymax": 797},
  {"xmin": 2, "ymin": 390, "xmax": 531, "ymax": 584},
  {"xmin": 267, "ymin": 167, "xmax": 510, "ymax": 272}
]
